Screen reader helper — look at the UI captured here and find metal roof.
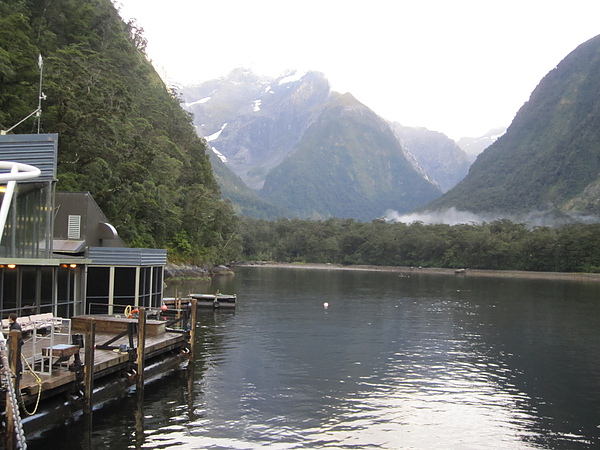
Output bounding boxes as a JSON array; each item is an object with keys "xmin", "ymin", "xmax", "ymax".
[
  {"xmin": 53, "ymin": 239, "xmax": 86, "ymax": 254},
  {"xmin": 0, "ymin": 134, "xmax": 57, "ymax": 181},
  {"xmin": 88, "ymin": 247, "xmax": 167, "ymax": 266}
]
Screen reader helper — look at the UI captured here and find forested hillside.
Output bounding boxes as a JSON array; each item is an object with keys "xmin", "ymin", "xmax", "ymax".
[
  {"xmin": 426, "ymin": 34, "xmax": 600, "ymax": 215},
  {"xmin": 0, "ymin": 0, "xmax": 240, "ymax": 264}
]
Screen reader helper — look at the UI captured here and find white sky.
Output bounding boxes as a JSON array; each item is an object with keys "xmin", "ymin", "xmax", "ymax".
[{"xmin": 116, "ymin": 0, "xmax": 600, "ymax": 140}]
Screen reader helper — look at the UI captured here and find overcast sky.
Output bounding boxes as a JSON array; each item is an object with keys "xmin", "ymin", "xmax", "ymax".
[{"xmin": 117, "ymin": 0, "xmax": 600, "ymax": 140}]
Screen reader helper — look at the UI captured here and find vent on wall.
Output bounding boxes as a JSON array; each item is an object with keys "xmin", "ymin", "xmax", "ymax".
[{"xmin": 68, "ymin": 215, "xmax": 81, "ymax": 239}]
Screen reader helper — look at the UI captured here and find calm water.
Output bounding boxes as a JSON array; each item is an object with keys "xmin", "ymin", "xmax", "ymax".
[{"xmin": 31, "ymin": 267, "xmax": 600, "ymax": 449}]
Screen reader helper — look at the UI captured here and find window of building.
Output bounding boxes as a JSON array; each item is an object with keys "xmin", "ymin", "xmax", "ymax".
[
  {"xmin": 152, "ymin": 266, "xmax": 163, "ymax": 307},
  {"xmin": 1, "ymin": 268, "xmax": 18, "ymax": 315},
  {"xmin": 113, "ymin": 267, "xmax": 136, "ymax": 308},
  {"xmin": 21, "ymin": 267, "xmax": 38, "ymax": 315},
  {"xmin": 56, "ymin": 267, "xmax": 76, "ymax": 318},
  {"xmin": 0, "ymin": 183, "xmax": 52, "ymax": 259},
  {"xmin": 86, "ymin": 267, "xmax": 110, "ymax": 314},
  {"xmin": 40, "ymin": 267, "xmax": 54, "ymax": 314}
]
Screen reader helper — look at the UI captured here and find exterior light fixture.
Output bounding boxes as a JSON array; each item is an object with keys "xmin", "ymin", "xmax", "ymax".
[
  {"xmin": 69, "ymin": 263, "xmax": 77, "ymax": 268},
  {"xmin": 7, "ymin": 264, "xmax": 16, "ymax": 269}
]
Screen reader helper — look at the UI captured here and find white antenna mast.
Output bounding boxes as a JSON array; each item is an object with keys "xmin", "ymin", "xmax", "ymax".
[
  {"xmin": 0, "ymin": 54, "xmax": 45, "ymax": 135},
  {"xmin": 36, "ymin": 54, "xmax": 45, "ymax": 133}
]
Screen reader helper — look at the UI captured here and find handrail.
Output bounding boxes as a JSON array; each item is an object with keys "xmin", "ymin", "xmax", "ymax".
[
  {"xmin": 0, "ymin": 162, "xmax": 41, "ymax": 182},
  {"xmin": 0, "ymin": 161, "xmax": 41, "ymax": 248}
]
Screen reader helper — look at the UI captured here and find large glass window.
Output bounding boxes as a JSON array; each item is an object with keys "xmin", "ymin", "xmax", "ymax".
[
  {"xmin": 139, "ymin": 267, "xmax": 151, "ymax": 307},
  {"xmin": 56, "ymin": 267, "xmax": 76, "ymax": 318},
  {"xmin": 1, "ymin": 268, "xmax": 17, "ymax": 315},
  {"xmin": 152, "ymin": 266, "xmax": 163, "ymax": 307},
  {"xmin": 0, "ymin": 182, "xmax": 53, "ymax": 259},
  {"xmin": 87, "ymin": 267, "xmax": 110, "ymax": 314},
  {"xmin": 113, "ymin": 267, "xmax": 136, "ymax": 311},
  {"xmin": 21, "ymin": 267, "xmax": 38, "ymax": 315},
  {"xmin": 0, "ymin": 265, "xmax": 80, "ymax": 319},
  {"xmin": 40, "ymin": 267, "xmax": 54, "ymax": 314},
  {"xmin": 86, "ymin": 265, "xmax": 164, "ymax": 313}
]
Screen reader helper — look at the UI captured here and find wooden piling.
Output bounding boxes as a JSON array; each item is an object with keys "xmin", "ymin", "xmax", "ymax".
[
  {"xmin": 136, "ymin": 307, "xmax": 146, "ymax": 390},
  {"xmin": 83, "ymin": 318, "xmax": 95, "ymax": 414},
  {"xmin": 134, "ymin": 389, "xmax": 145, "ymax": 447},
  {"xmin": 8, "ymin": 330, "xmax": 20, "ymax": 393},
  {"xmin": 189, "ymin": 298, "xmax": 197, "ymax": 360}
]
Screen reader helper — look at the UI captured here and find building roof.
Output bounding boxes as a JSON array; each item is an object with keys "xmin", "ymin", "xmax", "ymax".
[{"xmin": 0, "ymin": 134, "xmax": 57, "ymax": 181}]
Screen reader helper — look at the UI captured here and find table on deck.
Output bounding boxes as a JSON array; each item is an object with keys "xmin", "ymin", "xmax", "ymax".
[{"xmin": 71, "ymin": 315, "xmax": 166, "ymax": 336}]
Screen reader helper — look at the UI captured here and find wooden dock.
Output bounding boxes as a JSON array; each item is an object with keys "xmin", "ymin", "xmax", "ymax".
[
  {"xmin": 2, "ymin": 302, "xmax": 197, "ymax": 444},
  {"xmin": 18, "ymin": 326, "xmax": 187, "ymax": 401}
]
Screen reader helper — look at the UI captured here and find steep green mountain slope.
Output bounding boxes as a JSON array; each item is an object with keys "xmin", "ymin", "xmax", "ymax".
[
  {"xmin": 391, "ymin": 123, "xmax": 470, "ymax": 192},
  {"xmin": 260, "ymin": 93, "xmax": 442, "ymax": 220},
  {"xmin": 426, "ymin": 34, "xmax": 600, "ymax": 215},
  {"xmin": 208, "ymin": 151, "xmax": 288, "ymax": 219},
  {"xmin": 0, "ymin": 0, "xmax": 239, "ymax": 263}
]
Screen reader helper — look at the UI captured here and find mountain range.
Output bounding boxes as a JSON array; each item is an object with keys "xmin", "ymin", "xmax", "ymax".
[
  {"xmin": 183, "ymin": 32, "xmax": 600, "ymax": 223},
  {"xmin": 182, "ymin": 70, "xmax": 471, "ymax": 220}
]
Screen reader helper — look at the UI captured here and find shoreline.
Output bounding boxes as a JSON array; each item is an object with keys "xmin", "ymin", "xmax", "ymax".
[{"xmin": 237, "ymin": 262, "xmax": 600, "ymax": 282}]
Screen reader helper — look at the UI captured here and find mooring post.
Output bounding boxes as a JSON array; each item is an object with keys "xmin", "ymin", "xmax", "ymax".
[
  {"xmin": 83, "ymin": 318, "xmax": 96, "ymax": 415},
  {"xmin": 189, "ymin": 298, "xmax": 197, "ymax": 360},
  {"xmin": 136, "ymin": 307, "xmax": 146, "ymax": 391},
  {"xmin": 134, "ymin": 388, "xmax": 145, "ymax": 448},
  {"xmin": 8, "ymin": 330, "xmax": 20, "ymax": 393}
]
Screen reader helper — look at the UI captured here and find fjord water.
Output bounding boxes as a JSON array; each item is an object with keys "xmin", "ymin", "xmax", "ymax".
[{"xmin": 34, "ymin": 266, "xmax": 600, "ymax": 449}]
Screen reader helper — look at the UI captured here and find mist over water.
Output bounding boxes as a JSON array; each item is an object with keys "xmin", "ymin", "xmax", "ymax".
[{"xmin": 385, "ymin": 207, "xmax": 600, "ymax": 227}]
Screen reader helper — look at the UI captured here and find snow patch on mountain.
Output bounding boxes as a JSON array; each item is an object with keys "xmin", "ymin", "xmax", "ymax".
[
  {"xmin": 278, "ymin": 71, "xmax": 307, "ymax": 85},
  {"xmin": 211, "ymin": 146, "xmax": 227, "ymax": 163},
  {"xmin": 206, "ymin": 123, "xmax": 227, "ymax": 142},
  {"xmin": 185, "ymin": 97, "xmax": 211, "ymax": 107}
]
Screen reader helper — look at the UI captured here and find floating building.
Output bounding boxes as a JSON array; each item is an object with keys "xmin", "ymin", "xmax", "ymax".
[{"xmin": 0, "ymin": 133, "xmax": 167, "ymax": 319}]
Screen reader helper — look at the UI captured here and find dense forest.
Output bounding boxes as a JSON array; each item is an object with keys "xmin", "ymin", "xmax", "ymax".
[
  {"xmin": 240, "ymin": 218, "xmax": 600, "ymax": 273},
  {"xmin": 0, "ymin": 0, "xmax": 240, "ymax": 264}
]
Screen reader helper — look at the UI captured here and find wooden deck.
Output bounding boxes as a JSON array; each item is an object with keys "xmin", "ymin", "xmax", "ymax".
[
  {"xmin": 17, "ymin": 317, "xmax": 188, "ymax": 403},
  {"xmin": 0, "ymin": 307, "xmax": 197, "ymax": 444}
]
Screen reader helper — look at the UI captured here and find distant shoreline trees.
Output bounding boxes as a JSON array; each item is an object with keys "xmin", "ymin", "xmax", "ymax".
[{"xmin": 239, "ymin": 217, "xmax": 600, "ymax": 273}]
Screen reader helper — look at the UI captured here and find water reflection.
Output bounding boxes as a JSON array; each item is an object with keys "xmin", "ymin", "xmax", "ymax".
[{"xmin": 30, "ymin": 267, "xmax": 600, "ymax": 449}]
